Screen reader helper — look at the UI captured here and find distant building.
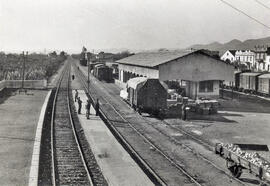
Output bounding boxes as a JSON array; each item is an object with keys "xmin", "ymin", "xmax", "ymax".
[
  {"xmin": 220, "ymin": 50, "xmax": 237, "ymax": 63},
  {"xmin": 254, "ymin": 45, "xmax": 268, "ymax": 71},
  {"xmin": 264, "ymin": 48, "xmax": 270, "ymax": 71},
  {"xmin": 116, "ymin": 50, "xmax": 234, "ymax": 99},
  {"xmin": 95, "ymin": 52, "xmax": 115, "ymax": 62},
  {"xmin": 235, "ymin": 50, "xmax": 255, "ymax": 69}
]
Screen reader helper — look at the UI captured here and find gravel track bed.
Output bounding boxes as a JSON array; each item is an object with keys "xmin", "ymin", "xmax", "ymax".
[{"xmin": 74, "ymin": 63, "xmax": 252, "ymax": 186}]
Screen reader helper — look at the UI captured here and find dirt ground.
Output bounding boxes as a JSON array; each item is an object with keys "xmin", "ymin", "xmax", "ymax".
[
  {"xmin": 0, "ymin": 89, "xmax": 48, "ymax": 186},
  {"xmin": 166, "ymin": 94, "xmax": 270, "ymax": 160}
]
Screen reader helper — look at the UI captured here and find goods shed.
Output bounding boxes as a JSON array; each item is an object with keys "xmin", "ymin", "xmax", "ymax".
[{"xmin": 117, "ymin": 50, "xmax": 235, "ymax": 99}]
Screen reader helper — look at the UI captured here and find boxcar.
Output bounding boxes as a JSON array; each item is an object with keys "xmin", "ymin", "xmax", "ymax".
[
  {"xmin": 93, "ymin": 64, "xmax": 113, "ymax": 82},
  {"xmin": 258, "ymin": 73, "xmax": 270, "ymax": 96},
  {"xmin": 239, "ymin": 72, "xmax": 261, "ymax": 93},
  {"xmin": 234, "ymin": 71, "xmax": 241, "ymax": 89},
  {"xmin": 126, "ymin": 77, "xmax": 167, "ymax": 115}
]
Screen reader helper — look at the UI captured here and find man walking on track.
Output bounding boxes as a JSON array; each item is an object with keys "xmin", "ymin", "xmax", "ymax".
[
  {"xmin": 78, "ymin": 97, "xmax": 82, "ymax": 114},
  {"xmin": 96, "ymin": 98, "xmax": 100, "ymax": 116},
  {"xmin": 85, "ymin": 99, "xmax": 91, "ymax": 119},
  {"xmin": 75, "ymin": 89, "xmax": 78, "ymax": 102}
]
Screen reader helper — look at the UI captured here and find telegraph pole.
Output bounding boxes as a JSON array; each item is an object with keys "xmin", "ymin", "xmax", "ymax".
[
  {"xmin": 87, "ymin": 51, "xmax": 90, "ymax": 95},
  {"xmin": 22, "ymin": 51, "xmax": 27, "ymax": 89},
  {"xmin": 20, "ymin": 51, "xmax": 27, "ymax": 94}
]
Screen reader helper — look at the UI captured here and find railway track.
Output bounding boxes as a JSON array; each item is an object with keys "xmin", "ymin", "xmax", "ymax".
[
  {"xmin": 74, "ymin": 63, "xmax": 205, "ymax": 186},
  {"xmin": 73, "ymin": 61, "xmax": 256, "ymax": 186},
  {"xmin": 50, "ymin": 62, "xmax": 93, "ymax": 186}
]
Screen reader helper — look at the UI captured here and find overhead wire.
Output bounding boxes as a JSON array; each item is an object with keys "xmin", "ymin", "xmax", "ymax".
[
  {"xmin": 219, "ymin": 0, "xmax": 270, "ymax": 29},
  {"xmin": 253, "ymin": 0, "xmax": 270, "ymax": 11}
]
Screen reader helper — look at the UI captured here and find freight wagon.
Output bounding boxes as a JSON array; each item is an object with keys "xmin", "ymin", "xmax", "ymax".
[
  {"xmin": 215, "ymin": 143, "xmax": 270, "ymax": 185},
  {"xmin": 258, "ymin": 74, "xmax": 270, "ymax": 96},
  {"xmin": 126, "ymin": 77, "xmax": 167, "ymax": 115},
  {"xmin": 234, "ymin": 71, "xmax": 241, "ymax": 89},
  {"xmin": 239, "ymin": 72, "xmax": 261, "ymax": 93},
  {"xmin": 79, "ymin": 58, "xmax": 87, "ymax": 66},
  {"xmin": 93, "ymin": 64, "xmax": 113, "ymax": 82}
]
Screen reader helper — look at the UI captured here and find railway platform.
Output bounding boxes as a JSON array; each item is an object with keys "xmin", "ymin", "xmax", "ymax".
[
  {"xmin": 0, "ymin": 89, "xmax": 49, "ymax": 186},
  {"xmin": 72, "ymin": 89, "xmax": 154, "ymax": 186}
]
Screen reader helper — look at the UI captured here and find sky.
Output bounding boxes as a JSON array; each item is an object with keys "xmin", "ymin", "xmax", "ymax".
[{"xmin": 0, "ymin": 0, "xmax": 270, "ymax": 53}]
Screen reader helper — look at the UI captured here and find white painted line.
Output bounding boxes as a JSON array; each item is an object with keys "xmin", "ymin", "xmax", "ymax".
[{"xmin": 28, "ymin": 90, "xmax": 52, "ymax": 186}]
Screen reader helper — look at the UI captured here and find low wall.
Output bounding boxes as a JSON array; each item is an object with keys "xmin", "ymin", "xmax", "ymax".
[
  {"xmin": 0, "ymin": 81, "xmax": 5, "ymax": 91},
  {"xmin": 0, "ymin": 80, "xmax": 47, "ymax": 90}
]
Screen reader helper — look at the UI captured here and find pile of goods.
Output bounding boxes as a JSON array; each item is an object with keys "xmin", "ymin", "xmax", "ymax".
[
  {"xmin": 195, "ymin": 98, "xmax": 219, "ymax": 114},
  {"xmin": 220, "ymin": 143, "xmax": 270, "ymax": 171}
]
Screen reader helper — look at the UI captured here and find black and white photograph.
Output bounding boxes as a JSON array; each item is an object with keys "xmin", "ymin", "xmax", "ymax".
[{"xmin": 1, "ymin": 0, "xmax": 270, "ymax": 185}]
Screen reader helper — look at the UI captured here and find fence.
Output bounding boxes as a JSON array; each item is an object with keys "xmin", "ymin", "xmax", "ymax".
[{"xmin": 0, "ymin": 80, "xmax": 47, "ymax": 90}]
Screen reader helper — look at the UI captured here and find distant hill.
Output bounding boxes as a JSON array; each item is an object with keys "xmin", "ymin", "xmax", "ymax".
[{"xmin": 189, "ymin": 36, "xmax": 270, "ymax": 55}]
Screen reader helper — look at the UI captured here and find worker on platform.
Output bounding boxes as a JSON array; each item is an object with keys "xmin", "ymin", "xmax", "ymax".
[
  {"xmin": 181, "ymin": 104, "xmax": 187, "ymax": 120},
  {"xmin": 78, "ymin": 97, "xmax": 82, "ymax": 114},
  {"xmin": 95, "ymin": 98, "xmax": 100, "ymax": 116},
  {"xmin": 85, "ymin": 99, "xmax": 91, "ymax": 119},
  {"xmin": 75, "ymin": 89, "xmax": 78, "ymax": 102}
]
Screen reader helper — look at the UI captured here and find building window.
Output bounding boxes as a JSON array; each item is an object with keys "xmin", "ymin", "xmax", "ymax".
[{"xmin": 199, "ymin": 81, "xmax": 214, "ymax": 92}]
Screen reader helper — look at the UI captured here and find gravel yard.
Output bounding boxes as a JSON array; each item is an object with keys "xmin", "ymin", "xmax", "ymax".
[{"xmin": 166, "ymin": 95, "xmax": 270, "ymax": 161}]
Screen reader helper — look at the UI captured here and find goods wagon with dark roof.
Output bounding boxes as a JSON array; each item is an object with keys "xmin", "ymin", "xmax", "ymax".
[
  {"xmin": 93, "ymin": 64, "xmax": 113, "ymax": 82},
  {"xmin": 126, "ymin": 77, "xmax": 167, "ymax": 115}
]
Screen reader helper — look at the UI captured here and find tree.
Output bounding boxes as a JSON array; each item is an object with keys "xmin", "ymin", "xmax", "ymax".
[{"xmin": 50, "ymin": 51, "xmax": 57, "ymax": 57}]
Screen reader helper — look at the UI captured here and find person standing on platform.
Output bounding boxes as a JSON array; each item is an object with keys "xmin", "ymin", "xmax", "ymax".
[
  {"xmin": 181, "ymin": 104, "xmax": 186, "ymax": 120},
  {"xmin": 78, "ymin": 97, "xmax": 82, "ymax": 114},
  {"xmin": 75, "ymin": 89, "xmax": 78, "ymax": 102},
  {"xmin": 95, "ymin": 98, "xmax": 100, "ymax": 116},
  {"xmin": 85, "ymin": 99, "xmax": 91, "ymax": 119}
]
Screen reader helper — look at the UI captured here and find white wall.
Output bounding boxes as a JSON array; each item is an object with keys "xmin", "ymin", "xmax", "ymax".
[
  {"xmin": 118, "ymin": 64, "xmax": 159, "ymax": 82},
  {"xmin": 221, "ymin": 51, "xmax": 235, "ymax": 62},
  {"xmin": 235, "ymin": 50, "xmax": 256, "ymax": 68},
  {"xmin": 0, "ymin": 81, "xmax": 5, "ymax": 91},
  {"xmin": 185, "ymin": 80, "xmax": 220, "ymax": 99},
  {"xmin": 264, "ymin": 56, "xmax": 270, "ymax": 71}
]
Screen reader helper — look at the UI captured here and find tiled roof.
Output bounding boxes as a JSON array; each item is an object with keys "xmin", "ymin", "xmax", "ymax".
[{"xmin": 116, "ymin": 50, "xmax": 195, "ymax": 67}]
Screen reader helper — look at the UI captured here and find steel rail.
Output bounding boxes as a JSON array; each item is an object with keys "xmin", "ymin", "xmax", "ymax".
[
  {"xmin": 150, "ymin": 120, "xmax": 248, "ymax": 186},
  {"xmin": 74, "ymin": 63, "xmax": 202, "ymax": 186},
  {"xmin": 50, "ymin": 61, "xmax": 93, "ymax": 186},
  {"xmin": 50, "ymin": 63, "xmax": 68, "ymax": 186},
  {"xmin": 82, "ymin": 65, "xmax": 248, "ymax": 186},
  {"xmin": 85, "ymin": 67, "xmax": 248, "ymax": 186}
]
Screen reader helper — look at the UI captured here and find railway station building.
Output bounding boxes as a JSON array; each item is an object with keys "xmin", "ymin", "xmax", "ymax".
[{"xmin": 116, "ymin": 50, "xmax": 235, "ymax": 99}]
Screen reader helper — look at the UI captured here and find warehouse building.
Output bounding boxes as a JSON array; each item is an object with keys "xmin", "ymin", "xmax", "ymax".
[{"xmin": 116, "ymin": 50, "xmax": 235, "ymax": 99}]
